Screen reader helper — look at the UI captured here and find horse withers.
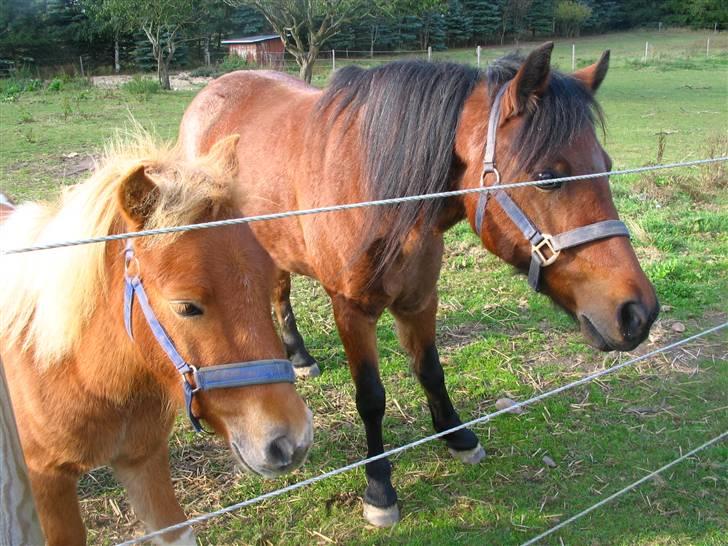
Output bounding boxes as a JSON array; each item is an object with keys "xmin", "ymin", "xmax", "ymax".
[
  {"xmin": 179, "ymin": 43, "xmax": 658, "ymax": 526},
  {"xmin": 0, "ymin": 135, "xmax": 313, "ymax": 545}
]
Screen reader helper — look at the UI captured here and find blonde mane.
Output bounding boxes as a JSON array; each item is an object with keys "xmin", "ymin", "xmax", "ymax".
[{"xmin": 0, "ymin": 132, "xmax": 239, "ymax": 367}]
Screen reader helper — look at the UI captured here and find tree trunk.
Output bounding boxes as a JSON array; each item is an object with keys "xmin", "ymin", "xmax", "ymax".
[
  {"xmin": 297, "ymin": 48, "xmax": 318, "ymax": 84},
  {"xmin": 114, "ymin": 37, "xmax": 120, "ymax": 74}
]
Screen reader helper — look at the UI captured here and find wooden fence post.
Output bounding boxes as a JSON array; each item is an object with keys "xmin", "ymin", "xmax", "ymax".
[
  {"xmin": 332, "ymin": 49, "xmax": 336, "ymax": 71},
  {"xmin": 0, "ymin": 358, "xmax": 44, "ymax": 546},
  {"xmin": 571, "ymin": 43, "xmax": 576, "ymax": 71},
  {"xmin": 427, "ymin": 46, "xmax": 432, "ymax": 61},
  {"xmin": 476, "ymin": 45, "xmax": 481, "ymax": 68}
]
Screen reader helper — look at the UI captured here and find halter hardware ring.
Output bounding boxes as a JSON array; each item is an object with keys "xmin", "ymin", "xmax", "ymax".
[
  {"xmin": 124, "ymin": 248, "xmax": 141, "ymax": 279},
  {"xmin": 479, "ymin": 165, "xmax": 501, "ymax": 187},
  {"xmin": 532, "ymin": 234, "xmax": 560, "ymax": 267},
  {"xmin": 182, "ymin": 364, "xmax": 201, "ymax": 394}
]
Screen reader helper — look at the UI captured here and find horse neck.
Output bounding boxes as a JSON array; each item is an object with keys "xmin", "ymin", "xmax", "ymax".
[{"xmin": 68, "ymin": 242, "xmax": 166, "ymax": 405}]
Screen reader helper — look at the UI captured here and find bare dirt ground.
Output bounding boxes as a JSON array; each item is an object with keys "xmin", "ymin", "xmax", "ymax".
[{"xmin": 90, "ymin": 71, "xmax": 213, "ymax": 91}]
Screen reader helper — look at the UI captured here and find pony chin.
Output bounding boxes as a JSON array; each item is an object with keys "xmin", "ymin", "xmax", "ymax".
[{"xmin": 577, "ymin": 312, "xmax": 648, "ymax": 352}]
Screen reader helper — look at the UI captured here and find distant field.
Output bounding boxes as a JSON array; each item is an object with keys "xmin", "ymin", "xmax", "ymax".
[{"xmin": 0, "ymin": 29, "xmax": 726, "ymax": 546}]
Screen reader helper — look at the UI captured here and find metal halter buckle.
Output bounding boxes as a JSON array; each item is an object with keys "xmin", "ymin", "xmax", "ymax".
[
  {"xmin": 479, "ymin": 165, "xmax": 501, "ymax": 187},
  {"xmin": 182, "ymin": 364, "xmax": 201, "ymax": 394},
  {"xmin": 532, "ymin": 234, "xmax": 560, "ymax": 266}
]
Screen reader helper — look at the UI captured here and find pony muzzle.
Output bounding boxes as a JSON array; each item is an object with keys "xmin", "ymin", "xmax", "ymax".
[{"xmin": 229, "ymin": 407, "xmax": 313, "ymax": 478}]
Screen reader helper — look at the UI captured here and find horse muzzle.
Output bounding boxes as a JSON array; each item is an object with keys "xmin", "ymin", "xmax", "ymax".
[
  {"xmin": 578, "ymin": 298, "xmax": 660, "ymax": 352},
  {"xmin": 229, "ymin": 409, "xmax": 314, "ymax": 478}
]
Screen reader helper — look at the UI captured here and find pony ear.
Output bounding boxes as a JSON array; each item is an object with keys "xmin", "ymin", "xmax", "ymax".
[
  {"xmin": 117, "ymin": 164, "xmax": 160, "ymax": 229},
  {"xmin": 573, "ymin": 50, "xmax": 610, "ymax": 93},
  {"xmin": 505, "ymin": 41, "xmax": 553, "ymax": 118},
  {"xmin": 206, "ymin": 134, "xmax": 240, "ymax": 178}
]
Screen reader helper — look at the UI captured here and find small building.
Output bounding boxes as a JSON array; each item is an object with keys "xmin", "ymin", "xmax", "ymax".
[{"xmin": 221, "ymin": 34, "xmax": 285, "ymax": 66}]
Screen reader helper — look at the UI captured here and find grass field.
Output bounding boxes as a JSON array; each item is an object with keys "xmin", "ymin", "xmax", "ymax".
[{"xmin": 1, "ymin": 29, "xmax": 726, "ymax": 546}]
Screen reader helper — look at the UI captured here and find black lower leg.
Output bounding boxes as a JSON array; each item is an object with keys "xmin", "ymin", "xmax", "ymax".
[
  {"xmin": 355, "ymin": 366, "xmax": 397, "ymax": 508},
  {"xmin": 279, "ymin": 299, "xmax": 317, "ymax": 369},
  {"xmin": 417, "ymin": 344, "xmax": 479, "ymax": 451}
]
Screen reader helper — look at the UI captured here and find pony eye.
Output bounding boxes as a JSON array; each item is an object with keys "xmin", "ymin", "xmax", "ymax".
[
  {"xmin": 171, "ymin": 301, "xmax": 204, "ymax": 317},
  {"xmin": 536, "ymin": 171, "xmax": 563, "ymax": 190}
]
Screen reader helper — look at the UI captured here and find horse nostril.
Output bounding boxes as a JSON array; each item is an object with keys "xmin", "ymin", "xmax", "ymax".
[
  {"xmin": 619, "ymin": 301, "xmax": 648, "ymax": 340},
  {"xmin": 266, "ymin": 436, "xmax": 294, "ymax": 469}
]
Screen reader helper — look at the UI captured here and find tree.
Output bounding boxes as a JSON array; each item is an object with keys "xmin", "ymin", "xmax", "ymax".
[
  {"xmin": 85, "ymin": 0, "xmax": 197, "ymax": 89},
  {"xmin": 224, "ymin": 0, "xmax": 377, "ymax": 84},
  {"xmin": 554, "ymin": 0, "xmax": 591, "ymax": 37}
]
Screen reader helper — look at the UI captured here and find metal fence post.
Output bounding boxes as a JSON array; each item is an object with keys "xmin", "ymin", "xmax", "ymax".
[{"xmin": 0, "ymin": 358, "xmax": 44, "ymax": 546}]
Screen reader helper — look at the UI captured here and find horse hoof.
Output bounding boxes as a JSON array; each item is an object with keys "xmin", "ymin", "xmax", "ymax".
[
  {"xmin": 363, "ymin": 502, "xmax": 400, "ymax": 527},
  {"xmin": 293, "ymin": 362, "xmax": 321, "ymax": 379},
  {"xmin": 449, "ymin": 443, "xmax": 486, "ymax": 464}
]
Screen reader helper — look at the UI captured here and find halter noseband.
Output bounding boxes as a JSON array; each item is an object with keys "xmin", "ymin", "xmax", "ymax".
[
  {"xmin": 123, "ymin": 241, "xmax": 295, "ymax": 432},
  {"xmin": 474, "ymin": 84, "xmax": 630, "ymax": 292}
]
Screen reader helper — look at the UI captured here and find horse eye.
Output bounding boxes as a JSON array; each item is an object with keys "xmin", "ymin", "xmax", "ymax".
[
  {"xmin": 171, "ymin": 301, "xmax": 204, "ymax": 317},
  {"xmin": 536, "ymin": 171, "xmax": 563, "ymax": 190}
]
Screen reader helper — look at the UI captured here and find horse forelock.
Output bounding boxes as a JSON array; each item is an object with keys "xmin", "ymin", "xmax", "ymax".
[
  {"xmin": 486, "ymin": 54, "xmax": 605, "ymax": 174},
  {"xmin": 0, "ymin": 133, "xmax": 237, "ymax": 368}
]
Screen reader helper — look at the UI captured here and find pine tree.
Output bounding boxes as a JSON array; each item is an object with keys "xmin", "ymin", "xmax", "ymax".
[
  {"xmin": 463, "ymin": 0, "xmax": 502, "ymax": 44},
  {"xmin": 446, "ymin": 0, "xmax": 472, "ymax": 46}
]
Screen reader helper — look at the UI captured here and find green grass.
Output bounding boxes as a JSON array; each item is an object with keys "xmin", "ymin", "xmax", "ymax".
[{"xmin": 2, "ymin": 29, "xmax": 727, "ymax": 546}]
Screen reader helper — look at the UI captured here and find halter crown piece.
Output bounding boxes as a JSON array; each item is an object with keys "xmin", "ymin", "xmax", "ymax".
[
  {"xmin": 474, "ymin": 84, "xmax": 630, "ymax": 292},
  {"xmin": 123, "ymin": 240, "xmax": 295, "ymax": 432}
]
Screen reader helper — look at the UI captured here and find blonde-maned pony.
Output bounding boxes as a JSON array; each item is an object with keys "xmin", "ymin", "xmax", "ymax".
[{"xmin": 0, "ymin": 133, "xmax": 313, "ymax": 546}]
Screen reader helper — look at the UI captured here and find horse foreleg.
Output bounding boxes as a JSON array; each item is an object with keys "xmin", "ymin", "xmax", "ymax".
[
  {"xmin": 273, "ymin": 269, "xmax": 320, "ymax": 378},
  {"xmin": 391, "ymin": 293, "xmax": 485, "ymax": 464},
  {"xmin": 330, "ymin": 293, "xmax": 399, "ymax": 527},
  {"xmin": 28, "ymin": 467, "xmax": 85, "ymax": 546},
  {"xmin": 112, "ymin": 444, "xmax": 194, "ymax": 545}
]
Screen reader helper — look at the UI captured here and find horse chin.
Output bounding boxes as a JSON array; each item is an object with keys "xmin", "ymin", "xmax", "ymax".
[{"xmin": 578, "ymin": 314, "xmax": 643, "ymax": 352}]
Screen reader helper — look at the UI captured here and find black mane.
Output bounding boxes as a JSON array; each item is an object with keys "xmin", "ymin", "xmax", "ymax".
[{"xmin": 316, "ymin": 56, "xmax": 602, "ymax": 273}]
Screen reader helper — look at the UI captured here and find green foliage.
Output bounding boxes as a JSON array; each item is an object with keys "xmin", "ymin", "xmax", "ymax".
[
  {"xmin": 120, "ymin": 74, "xmax": 161, "ymax": 95},
  {"xmin": 47, "ymin": 77, "xmax": 63, "ymax": 91},
  {"xmin": 217, "ymin": 54, "xmax": 251, "ymax": 74},
  {"xmin": 555, "ymin": 0, "xmax": 592, "ymax": 37}
]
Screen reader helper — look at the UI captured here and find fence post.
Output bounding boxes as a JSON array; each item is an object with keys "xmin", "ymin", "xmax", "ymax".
[
  {"xmin": 476, "ymin": 45, "xmax": 481, "ymax": 68},
  {"xmin": 79, "ymin": 56, "xmax": 85, "ymax": 78},
  {"xmin": 0, "ymin": 358, "xmax": 44, "ymax": 546},
  {"xmin": 644, "ymin": 41, "xmax": 649, "ymax": 63},
  {"xmin": 332, "ymin": 49, "xmax": 336, "ymax": 71},
  {"xmin": 706, "ymin": 38, "xmax": 710, "ymax": 57},
  {"xmin": 571, "ymin": 43, "xmax": 576, "ymax": 71},
  {"xmin": 427, "ymin": 46, "xmax": 432, "ymax": 61}
]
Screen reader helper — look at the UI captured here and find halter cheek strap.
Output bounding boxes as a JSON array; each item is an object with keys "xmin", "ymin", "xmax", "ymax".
[
  {"xmin": 473, "ymin": 83, "xmax": 630, "ymax": 292},
  {"xmin": 123, "ymin": 241, "xmax": 295, "ymax": 432}
]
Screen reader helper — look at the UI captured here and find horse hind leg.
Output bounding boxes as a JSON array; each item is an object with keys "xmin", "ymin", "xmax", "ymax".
[
  {"xmin": 391, "ymin": 294, "xmax": 485, "ymax": 464},
  {"xmin": 273, "ymin": 270, "xmax": 320, "ymax": 378},
  {"xmin": 112, "ymin": 444, "xmax": 194, "ymax": 545}
]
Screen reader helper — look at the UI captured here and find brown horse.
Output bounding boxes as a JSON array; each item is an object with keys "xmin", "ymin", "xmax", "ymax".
[
  {"xmin": 179, "ymin": 42, "xmax": 659, "ymax": 526},
  {"xmin": 0, "ymin": 135, "xmax": 313, "ymax": 545}
]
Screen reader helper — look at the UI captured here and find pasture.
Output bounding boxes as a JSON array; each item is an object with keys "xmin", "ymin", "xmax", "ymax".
[{"xmin": 0, "ymin": 29, "xmax": 726, "ymax": 545}]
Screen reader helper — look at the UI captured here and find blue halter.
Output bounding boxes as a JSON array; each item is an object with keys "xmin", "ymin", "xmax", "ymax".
[{"xmin": 123, "ymin": 240, "xmax": 295, "ymax": 432}]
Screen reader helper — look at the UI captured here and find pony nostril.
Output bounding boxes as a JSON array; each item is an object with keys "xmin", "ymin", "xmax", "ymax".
[
  {"xmin": 619, "ymin": 301, "xmax": 648, "ymax": 340},
  {"xmin": 266, "ymin": 436, "xmax": 294, "ymax": 469}
]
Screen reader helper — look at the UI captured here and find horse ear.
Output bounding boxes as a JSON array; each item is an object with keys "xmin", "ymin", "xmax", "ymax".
[
  {"xmin": 206, "ymin": 134, "xmax": 240, "ymax": 178},
  {"xmin": 117, "ymin": 164, "xmax": 160, "ymax": 229},
  {"xmin": 505, "ymin": 41, "xmax": 553, "ymax": 118},
  {"xmin": 573, "ymin": 50, "xmax": 610, "ymax": 93}
]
